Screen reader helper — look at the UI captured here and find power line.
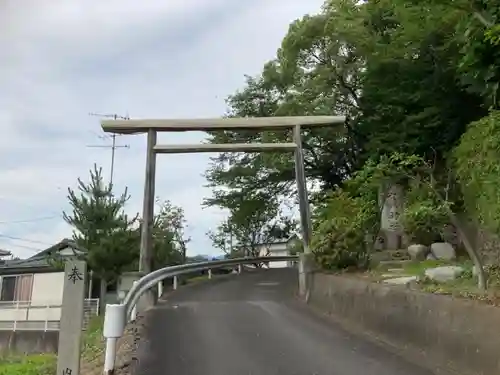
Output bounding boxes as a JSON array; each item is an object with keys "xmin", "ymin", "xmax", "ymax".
[
  {"xmin": 0, "ymin": 233, "xmax": 52, "ymax": 246},
  {"xmin": 0, "ymin": 215, "xmax": 61, "ymax": 225},
  {"xmin": 88, "ymin": 112, "xmax": 131, "ymax": 185},
  {"xmin": 2, "ymin": 242, "xmax": 43, "ymax": 252}
]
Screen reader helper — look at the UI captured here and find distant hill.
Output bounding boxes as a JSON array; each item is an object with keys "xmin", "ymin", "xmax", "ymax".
[{"xmin": 187, "ymin": 254, "xmax": 225, "ymax": 263}]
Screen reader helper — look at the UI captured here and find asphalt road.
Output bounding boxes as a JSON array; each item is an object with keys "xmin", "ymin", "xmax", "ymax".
[{"xmin": 134, "ymin": 268, "xmax": 436, "ymax": 375}]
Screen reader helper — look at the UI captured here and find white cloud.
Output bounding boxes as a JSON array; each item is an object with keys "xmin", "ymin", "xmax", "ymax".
[{"xmin": 0, "ymin": 0, "xmax": 324, "ymax": 258}]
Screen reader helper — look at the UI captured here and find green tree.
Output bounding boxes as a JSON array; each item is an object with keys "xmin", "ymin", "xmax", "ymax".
[
  {"xmin": 207, "ymin": 191, "xmax": 296, "ymax": 261},
  {"xmin": 454, "ymin": 111, "xmax": 500, "ymax": 239},
  {"xmin": 205, "ymin": 0, "xmax": 487, "ymax": 210},
  {"xmin": 151, "ymin": 199, "xmax": 189, "ymax": 268},
  {"xmin": 204, "ymin": 0, "xmax": 363, "ymax": 207},
  {"xmin": 63, "ymin": 165, "xmax": 138, "ymax": 314},
  {"xmin": 126, "ymin": 199, "xmax": 190, "ymax": 271}
]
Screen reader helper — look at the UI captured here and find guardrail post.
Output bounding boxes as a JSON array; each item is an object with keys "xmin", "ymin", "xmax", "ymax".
[
  {"xmin": 158, "ymin": 280, "xmax": 163, "ymax": 299},
  {"xmin": 173, "ymin": 275, "xmax": 178, "ymax": 290},
  {"xmin": 238, "ymin": 264, "xmax": 242, "ymax": 274},
  {"xmin": 208, "ymin": 269, "xmax": 212, "ymax": 280},
  {"xmin": 13, "ymin": 301, "xmax": 19, "ymax": 331},
  {"xmin": 130, "ymin": 281, "xmax": 138, "ymax": 322},
  {"xmin": 103, "ymin": 304, "xmax": 126, "ymax": 374},
  {"xmin": 44, "ymin": 304, "xmax": 49, "ymax": 332}
]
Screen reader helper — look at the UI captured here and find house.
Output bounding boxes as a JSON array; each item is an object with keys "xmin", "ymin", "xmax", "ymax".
[
  {"xmin": 0, "ymin": 239, "xmax": 98, "ymax": 330},
  {"xmin": 257, "ymin": 235, "xmax": 300, "ymax": 268}
]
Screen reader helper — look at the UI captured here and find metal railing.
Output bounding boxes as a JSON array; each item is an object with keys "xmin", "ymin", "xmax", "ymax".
[
  {"xmin": 0, "ymin": 298, "xmax": 99, "ymax": 331},
  {"xmin": 102, "ymin": 255, "xmax": 298, "ymax": 374}
]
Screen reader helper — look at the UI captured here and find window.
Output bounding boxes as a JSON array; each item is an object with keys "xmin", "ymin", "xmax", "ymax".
[{"xmin": 0, "ymin": 275, "xmax": 34, "ymax": 302}]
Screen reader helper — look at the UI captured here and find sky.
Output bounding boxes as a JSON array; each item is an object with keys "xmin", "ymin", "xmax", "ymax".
[{"xmin": 0, "ymin": 0, "xmax": 325, "ymax": 259}]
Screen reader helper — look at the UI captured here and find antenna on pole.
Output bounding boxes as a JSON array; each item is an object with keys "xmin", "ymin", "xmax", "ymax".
[{"xmin": 87, "ymin": 112, "xmax": 130, "ymax": 186}]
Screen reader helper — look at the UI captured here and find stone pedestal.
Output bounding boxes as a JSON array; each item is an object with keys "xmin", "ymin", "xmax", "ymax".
[{"xmin": 298, "ymin": 253, "xmax": 316, "ymax": 300}]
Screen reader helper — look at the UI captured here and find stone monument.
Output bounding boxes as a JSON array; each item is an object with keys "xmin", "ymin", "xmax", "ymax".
[{"xmin": 379, "ymin": 184, "xmax": 404, "ymax": 250}]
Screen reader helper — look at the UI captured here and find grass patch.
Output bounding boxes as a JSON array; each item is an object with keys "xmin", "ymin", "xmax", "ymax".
[
  {"xmin": 0, "ymin": 316, "xmax": 105, "ymax": 375},
  {"xmin": 82, "ymin": 316, "xmax": 105, "ymax": 362},
  {"xmin": 0, "ymin": 353, "xmax": 55, "ymax": 375},
  {"xmin": 402, "ymin": 259, "xmax": 473, "ymax": 277},
  {"xmin": 373, "ymin": 258, "xmax": 500, "ymax": 305}
]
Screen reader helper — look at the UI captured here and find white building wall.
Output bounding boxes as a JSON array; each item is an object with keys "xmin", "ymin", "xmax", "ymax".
[
  {"xmin": 258, "ymin": 243, "xmax": 291, "ymax": 268},
  {"xmin": 31, "ymin": 272, "xmax": 65, "ymax": 305},
  {"xmin": 0, "ymin": 272, "xmax": 65, "ymax": 322}
]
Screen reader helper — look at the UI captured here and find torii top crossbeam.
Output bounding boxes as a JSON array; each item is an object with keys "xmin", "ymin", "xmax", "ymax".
[{"xmin": 101, "ymin": 116, "xmax": 346, "ymax": 134}]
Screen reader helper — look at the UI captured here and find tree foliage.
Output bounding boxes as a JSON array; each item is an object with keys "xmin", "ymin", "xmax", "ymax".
[
  {"xmin": 63, "ymin": 167, "xmax": 189, "ymax": 283},
  {"xmin": 63, "ymin": 164, "xmax": 138, "ymax": 283},
  {"xmin": 203, "ymin": 0, "xmax": 500, "ymax": 285},
  {"xmin": 207, "ymin": 191, "xmax": 296, "ymax": 259},
  {"xmin": 312, "ymin": 189, "xmax": 375, "ymax": 271},
  {"xmin": 205, "ymin": 0, "xmax": 490, "ymax": 216},
  {"xmin": 152, "ymin": 199, "xmax": 190, "ymax": 266},
  {"xmin": 454, "ymin": 111, "xmax": 500, "ymax": 234}
]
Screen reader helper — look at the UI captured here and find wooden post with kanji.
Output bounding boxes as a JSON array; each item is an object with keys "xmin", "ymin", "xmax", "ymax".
[{"xmin": 56, "ymin": 260, "xmax": 87, "ymax": 375}]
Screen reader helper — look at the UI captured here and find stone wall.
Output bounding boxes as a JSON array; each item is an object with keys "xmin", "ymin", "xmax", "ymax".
[
  {"xmin": 309, "ymin": 273, "xmax": 500, "ymax": 375},
  {"xmin": 0, "ymin": 330, "xmax": 58, "ymax": 354}
]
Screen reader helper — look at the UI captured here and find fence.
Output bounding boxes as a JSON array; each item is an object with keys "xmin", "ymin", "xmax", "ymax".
[{"xmin": 0, "ymin": 298, "xmax": 99, "ymax": 331}]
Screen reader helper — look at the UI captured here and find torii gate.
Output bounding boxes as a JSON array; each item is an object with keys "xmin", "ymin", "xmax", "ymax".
[{"xmin": 100, "ymin": 115, "xmax": 345, "ymax": 310}]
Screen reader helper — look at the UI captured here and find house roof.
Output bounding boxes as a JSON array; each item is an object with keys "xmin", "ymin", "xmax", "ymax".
[
  {"xmin": 0, "ymin": 238, "xmax": 87, "ymax": 275},
  {"xmin": 28, "ymin": 238, "xmax": 87, "ymax": 260}
]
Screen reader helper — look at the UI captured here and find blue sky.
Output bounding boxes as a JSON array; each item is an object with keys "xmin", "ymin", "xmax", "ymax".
[{"xmin": 0, "ymin": 0, "xmax": 325, "ymax": 258}]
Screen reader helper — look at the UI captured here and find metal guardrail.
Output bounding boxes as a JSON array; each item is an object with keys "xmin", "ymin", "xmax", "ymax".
[
  {"xmin": 102, "ymin": 255, "xmax": 298, "ymax": 374},
  {"xmin": 123, "ymin": 255, "xmax": 298, "ymax": 318}
]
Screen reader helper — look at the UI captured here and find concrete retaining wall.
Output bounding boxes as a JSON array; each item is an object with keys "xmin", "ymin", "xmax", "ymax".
[
  {"xmin": 0, "ymin": 331, "xmax": 58, "ymax": 354},
  {"xmin": 309, "ymin": 273, "xmax": 500, "ymax": 375}
]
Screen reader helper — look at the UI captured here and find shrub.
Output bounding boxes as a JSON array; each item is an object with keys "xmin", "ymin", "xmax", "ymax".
[
  {"xmin": 402, "ymin": 181, "xmax": 449, "ymax": 245},
  {"xmin": 312, "ymin": 190, "xmax": 377, "ymax": 271},
  {"xmin": 454, "ymin": 111, "xmax": 500, "ymax": 235}
]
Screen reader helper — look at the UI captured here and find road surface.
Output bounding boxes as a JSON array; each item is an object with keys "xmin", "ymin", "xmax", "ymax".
[{"xmin": 134, "ymin": 268, "xmax": 435, "ymax": 375}]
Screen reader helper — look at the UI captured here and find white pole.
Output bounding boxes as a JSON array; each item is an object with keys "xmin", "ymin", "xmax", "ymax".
[
  {"xmin": 130, "ymin": 281, "xmax": 138, "ymax": 322},
  {"xmin": 102, "ymin": 304, "xmax": 126, "ymax": 375},
  {"xmin": 208, "ymin": 269, "xmax": 212, "ymax": 279},
  {"xmin": 130, "ymin": 304, "xmax": 137, "ymax": 322},
  {"xmin": 103, "ymin": 338, "xmax": 117, "ymax": 374},
  {"xmin": 158, "ymin": 280, "xmax": 163, "ymax": 299},
  {"xmin": 173, "ymin": 276, "xmax": 178, "ymax": 290}
]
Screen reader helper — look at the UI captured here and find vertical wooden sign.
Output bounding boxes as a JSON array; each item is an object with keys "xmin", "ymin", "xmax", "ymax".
[{"xmin": 56, "ymin": 260, "xmax": 87, "ymax": 375}]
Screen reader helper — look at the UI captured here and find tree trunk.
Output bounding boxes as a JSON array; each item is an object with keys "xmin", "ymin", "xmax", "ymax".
[
  {"xmin": 448, "ymin": 212, "xmax": 487, "ymax": 291},
  {"xmin": 427, "ymin": 173, "xmax": 487, "ymax": 290}
]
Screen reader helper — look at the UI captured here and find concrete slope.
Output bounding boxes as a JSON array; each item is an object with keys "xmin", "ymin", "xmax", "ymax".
[{"xmin": 133, "ymin": 269, "xmax": 435, "ymax": 375}]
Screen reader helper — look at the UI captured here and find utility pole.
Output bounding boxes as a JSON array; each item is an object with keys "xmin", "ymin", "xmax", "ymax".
[{"xmin": 87, "ymin": 113, "xmax": 130, "ymax": 185}]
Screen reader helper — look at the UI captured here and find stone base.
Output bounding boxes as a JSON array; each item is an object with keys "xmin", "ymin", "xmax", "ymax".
[
  {"xmin": 384, "ymin": 231, "xmax": 402, "ymax": 250},
  {"xmin": 298, "ymin": 253, "xmax": 316, "ymax": 300}
]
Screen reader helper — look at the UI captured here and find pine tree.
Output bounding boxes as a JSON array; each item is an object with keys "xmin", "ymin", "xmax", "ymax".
[{"xmin": 63, "ymin": 164, "xmax": 138, "ymax": 313}]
